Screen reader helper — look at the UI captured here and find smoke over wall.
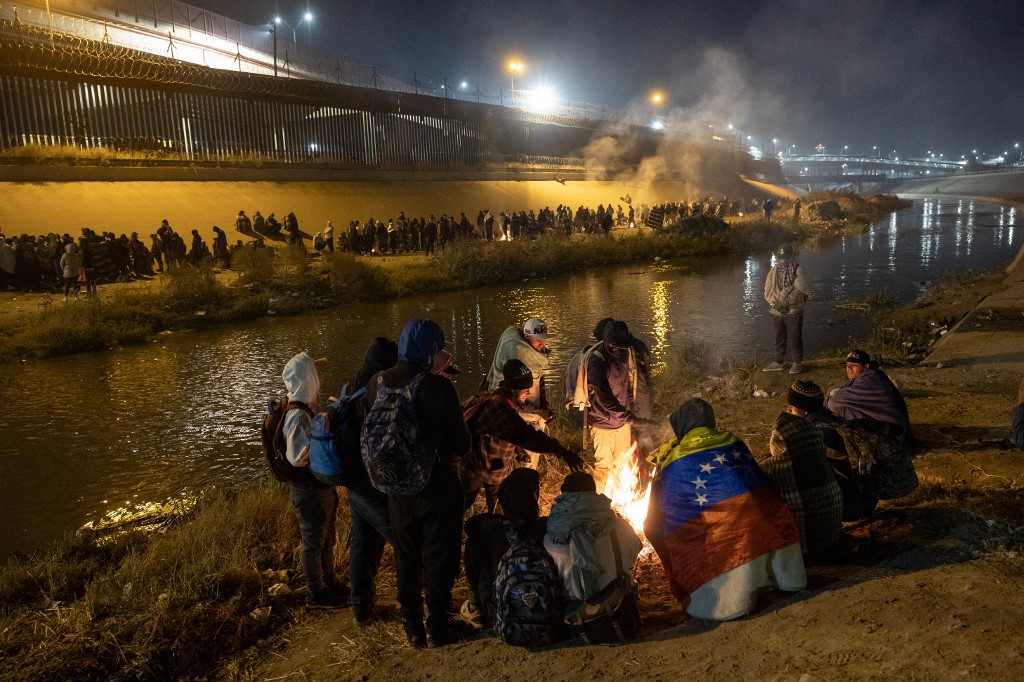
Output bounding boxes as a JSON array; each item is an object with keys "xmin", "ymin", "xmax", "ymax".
[{"xmin": 581, "ymin": 47, "xmax": 776, "ymax": 204}]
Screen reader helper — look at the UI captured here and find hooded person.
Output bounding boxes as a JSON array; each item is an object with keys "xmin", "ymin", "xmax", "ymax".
[
  {"xmin": 360, "ymin": 319, "xmax": 471, "ymax": 648},
  {"xmin": 340, "ymin": 337, "xmax": 399, "ymax": 625},
  {"xmin": 544, "ymin": 471, "xmax": 642, "ymax": 604},
  {"xmin": 461, "ymin": 359, "xmax": 584, "ymax": 512},
  {"xmin": 280, "ymin": 352, "xmax": 349, "ymax": 609},
  {"xmin": 462, "ymin": 468, "xmax": 546, "ymax": 628},
  {"xmin": 584, "ymin": 320, "xmax": 639, "ymax": 493},
  {"xmin": 645, "ymin": 398, "xmax": 806, "ymax": 621},
  {"xmin": 59, "ymin": 242, "xmax": 82, "ymax": 301},
  {"xmin": 763, "ymin": 243, "xmax": 811, "ymax": 374},
  {"xmin": 485, "ymin": 318, "xmax": 552, "ymax": 410}
]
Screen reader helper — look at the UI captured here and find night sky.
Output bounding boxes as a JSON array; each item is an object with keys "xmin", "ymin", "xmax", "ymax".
[{"xmin": 201, "ymin": 0, "xmax": 1023, "ymax": 160}]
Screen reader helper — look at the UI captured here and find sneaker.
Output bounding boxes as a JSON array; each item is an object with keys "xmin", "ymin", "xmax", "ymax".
[
  {"xmin": 762, "ymin": 361, "xmax": 785, "ymax": 372},
  {"xmin": 459, "ymin": 599, "xmax": 484, "ymax": 630},
  {"xmin": 789, "ymin": 363, "xmax": 802, "ymax": 374}
]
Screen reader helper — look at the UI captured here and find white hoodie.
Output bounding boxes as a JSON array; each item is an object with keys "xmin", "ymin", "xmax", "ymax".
[{"xmin": 281, "ymin": 352, "xmax": 321, "ymax": 467}]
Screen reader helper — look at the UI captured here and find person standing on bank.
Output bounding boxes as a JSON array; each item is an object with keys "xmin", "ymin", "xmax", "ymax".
[
  {"xmin": 763, "ymin": 243, "xmax": 811, "ymax": 374},
  {"xmin": 361, "ymin": 319, "xmax": 471, "ymax": 648},
  {"xmin": 280, "ymin": 352, "xmax": 349, "ymax": 608}
]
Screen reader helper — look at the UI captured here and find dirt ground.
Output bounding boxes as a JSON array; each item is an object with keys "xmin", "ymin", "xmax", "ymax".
[{"xmin": 235, "ymin": 251, "xmax": 1024, "ymax": 681}]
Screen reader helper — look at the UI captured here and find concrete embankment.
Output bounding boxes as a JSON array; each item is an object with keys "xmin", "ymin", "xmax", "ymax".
[
  {"xmin": 890, "ymin": 169, "xmax": 1024, "ymax": 206},
  {"xmin": 0, "ymin": 176, "xmax": 716, "ymax": 241}
]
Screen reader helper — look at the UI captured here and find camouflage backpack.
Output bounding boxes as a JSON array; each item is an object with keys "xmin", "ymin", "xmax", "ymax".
[
  {"xmin": 493, "ymin": 523, "xmax": 563, "ymax": 648},
  {"xmin": 834, "ymin": 418, "xmax": 918, "ymax": 500},
  {"xmin": 360, "ymin": 372, "xmax": 435, "ymax": 495}
]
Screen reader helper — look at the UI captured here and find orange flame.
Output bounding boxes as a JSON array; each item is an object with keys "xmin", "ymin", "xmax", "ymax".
[{"xmin": 602, "ymin": 441, "xmax": 651, "ymax": 533}]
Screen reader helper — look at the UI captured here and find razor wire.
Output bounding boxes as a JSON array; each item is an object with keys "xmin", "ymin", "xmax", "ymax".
[{"xmin": 0, "ymin": 1, "xmax": 622, "ymax": 125}]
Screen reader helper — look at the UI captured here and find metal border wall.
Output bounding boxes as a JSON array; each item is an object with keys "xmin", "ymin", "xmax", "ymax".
[{"xmin": 0, "ymin": 18, "xmax": 608, "ymax": 167}]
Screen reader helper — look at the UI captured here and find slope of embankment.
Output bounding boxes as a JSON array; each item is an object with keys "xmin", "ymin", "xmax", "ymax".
[
  {"xmin": 0, "ymin": 175, "xmax": 754, "ymax": 240},
  {"xmin": 890, "ymin": 168, "xmax": 1024, "ymax": 205}
]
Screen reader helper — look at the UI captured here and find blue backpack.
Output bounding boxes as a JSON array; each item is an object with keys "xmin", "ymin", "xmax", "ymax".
[
  {"xmin": 360, "ymin": 372, "xmax": 435, "ymax": 495},
  {"xmin": 493, "ymin": 524, "xmax": 563, "ymax": 648},
  {"xmin": 309, "ymin": 385, "xmax": 366, "ymax": 486}
]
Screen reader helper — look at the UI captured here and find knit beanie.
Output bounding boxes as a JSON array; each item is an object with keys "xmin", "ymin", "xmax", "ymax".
[
  {"xmin": 363, "ymin": 337, "xmax": 398, "ymax": 374},
  {"xmin": 788, "ymin": 380, "xmax": 824, "ymax": 413}
]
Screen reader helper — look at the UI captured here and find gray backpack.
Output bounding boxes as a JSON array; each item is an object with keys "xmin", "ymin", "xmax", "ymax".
[{"xmin": 360, "ymin": 372, "xmax": 435, "ymax": 495}]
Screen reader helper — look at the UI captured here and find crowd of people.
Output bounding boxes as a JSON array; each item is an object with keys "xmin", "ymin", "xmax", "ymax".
[
  {"xmin": 270, "ymin": 297, "xmax": 967, "ymax": 650},
  {"xmin": 0, "ymin": 192, "xmax": 801, "ymax": 295}
]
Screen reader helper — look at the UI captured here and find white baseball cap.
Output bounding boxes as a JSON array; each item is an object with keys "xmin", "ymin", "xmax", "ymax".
[{"xmin": 523, "ymin": 318, "xmax": 551, "ymax": 340}]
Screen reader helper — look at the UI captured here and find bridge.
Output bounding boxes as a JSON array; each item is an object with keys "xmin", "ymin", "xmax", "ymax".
[{"xmin": 780, "ymin": 154, "xmax": 966, "ymax": 190}]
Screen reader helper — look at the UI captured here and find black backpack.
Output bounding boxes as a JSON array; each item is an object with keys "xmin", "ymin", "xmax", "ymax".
[
  {"xmin": 259, "ymin": 398, "xmax": 313, "ymax": 482},
  {"xmin": 493, "ymin": 524, "xmax": 564, "ymax": 647}
]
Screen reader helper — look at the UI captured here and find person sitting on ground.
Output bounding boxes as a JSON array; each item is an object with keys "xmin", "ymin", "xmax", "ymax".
[
  {"xmin": 827, "ymin": 349, "xmax": 912, "ymax": 446},
  {"xmin": 461, "ymin": 360, "xmax": 585, "ymax": 511},
  {"xmin": 788, "ymin": 380, "xmax": 881, "ymax": 521},
  {"xmin": 760, "ymin": 388, "xmax": 844, "ymax": 557},
  {"xmin": 1014, "ymin": 378, "xmax": 1024, "ymax": 451},
  {"xmin": 235, "ymin": 210, "xmax": 252, "ymax": 233},
  {"xmin": 644, "ymin": 398, "xmax": 806, "ymax": 621},
  {"xmin": 544, "ymin": 472, "xmax": 642, "ymax": 605},
  {"xmin": 462, "ymin": 468, "xmax": 546, "ymax": 629},
  {"xmin": 280, "ymin": 352, "xmax": 349, "ymax": 608}
]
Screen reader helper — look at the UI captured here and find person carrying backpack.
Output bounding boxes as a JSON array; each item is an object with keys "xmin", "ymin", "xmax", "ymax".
[
  {"xmin": 463, "ymin": 468, "xmax": 553, "ymax": 631},
  {"xmin": 280, "ymin": 352, "xmax": 349, "ymax": 609},
  {"xmin": 360, "ymin": 319, "xmax": 471, "ymax": 649},
  {"xmin": 339, "ymin": 337, "xmax": 399, "ymax": 626},
  {"xmin": 544, "ymin": 472, "xmax": 643, "ymax": 643}
]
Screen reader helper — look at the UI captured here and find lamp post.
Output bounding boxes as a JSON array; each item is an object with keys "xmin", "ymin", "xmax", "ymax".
[
  {"xmin": 650, "ymin": 91, "xmax": 663, "ymax": 128},
  {"xmin": 873, "ymin": 145, "xmax": 878, "ymax": 158},
  {"xmin": 270, "ymin": 18, "xmax": 279, "ymax": 76},
  {"xmin": 508, "ymin": 61, "xmax": 523, "ymax": 96}
]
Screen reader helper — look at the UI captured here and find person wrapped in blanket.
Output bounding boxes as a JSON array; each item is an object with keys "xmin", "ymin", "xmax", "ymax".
[{"xmin": 645, "ymin": 398, "xmax": 806, "ymax": 621}]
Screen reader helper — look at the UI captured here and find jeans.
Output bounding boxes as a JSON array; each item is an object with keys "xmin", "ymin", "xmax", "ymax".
[
  {"xmin": 289, "ymin": 481, "xmax": 339, "ymax": 593},
  {"xmin": 346, "ymin": 479, "xmax": 392, "ymax": 611},
  {"xmin": 772, "ymin": 312, "xmax": 804, "ymax": 364},
  {"xmin": 388, "ymin": 464, "xmax": 463, "ymax": 625}
]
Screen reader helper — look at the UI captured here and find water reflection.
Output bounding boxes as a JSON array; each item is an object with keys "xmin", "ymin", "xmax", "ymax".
[{"xmin": 1, "ymin": 199, "xmax": 1022, "ymax": 557}]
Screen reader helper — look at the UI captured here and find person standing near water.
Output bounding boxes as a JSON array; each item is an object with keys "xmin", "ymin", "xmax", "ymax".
[{"xmin": 763, "ymin": 243, "xmax": 810, "ymax": 374}]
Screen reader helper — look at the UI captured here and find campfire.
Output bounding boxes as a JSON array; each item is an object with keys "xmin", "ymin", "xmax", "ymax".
[{"xmin": 602, "ymin": 442, "xmax": 651, "ymax": 534}]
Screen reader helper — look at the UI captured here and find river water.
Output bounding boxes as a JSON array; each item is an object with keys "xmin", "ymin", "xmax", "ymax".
[{"xmin": 1, "ymin": 198, "xmax": 1019, "ymax": 556}]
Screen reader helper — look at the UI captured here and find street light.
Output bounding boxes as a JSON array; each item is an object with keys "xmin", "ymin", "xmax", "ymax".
[
  {"xmin": 650, "ymin": 91, "xmax": 663, "ymax": 128},
  {"xmin": 275, "ymin": 12, "xmax": 313, "ymax": 44},
  {"xmin": 873, "ymin": 145, "xmax": 878, "ymax": 158},
  {"xmin": 507, "ymin": 61, "xmax": 523, "ymax": 93},
  {"xmin": 843, "ymin": 145, "xmax": 848, "ymax": 156}
]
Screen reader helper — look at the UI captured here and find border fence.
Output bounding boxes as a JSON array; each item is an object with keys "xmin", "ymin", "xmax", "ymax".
[
  {"xmin": 1, "ymin": 1, "xmax": 623, "ymax": 123},
  {"xmin": 0, "ymin": 13, "xmax": 617, "ymax": 168}
]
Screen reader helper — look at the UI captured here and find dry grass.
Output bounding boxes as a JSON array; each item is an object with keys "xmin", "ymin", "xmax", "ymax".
[{"xmin": 0, "ymin": 484, "xmax": 306, "ymax": 680}]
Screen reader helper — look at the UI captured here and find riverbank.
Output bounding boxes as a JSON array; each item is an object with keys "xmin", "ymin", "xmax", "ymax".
[
  {"xmin": 2, "ymin": 240, "xmax": 1022, "ymax": 679},
  {"xmin": 0, "ymin": 192, "xmax": 908, "ymax": 364}
]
